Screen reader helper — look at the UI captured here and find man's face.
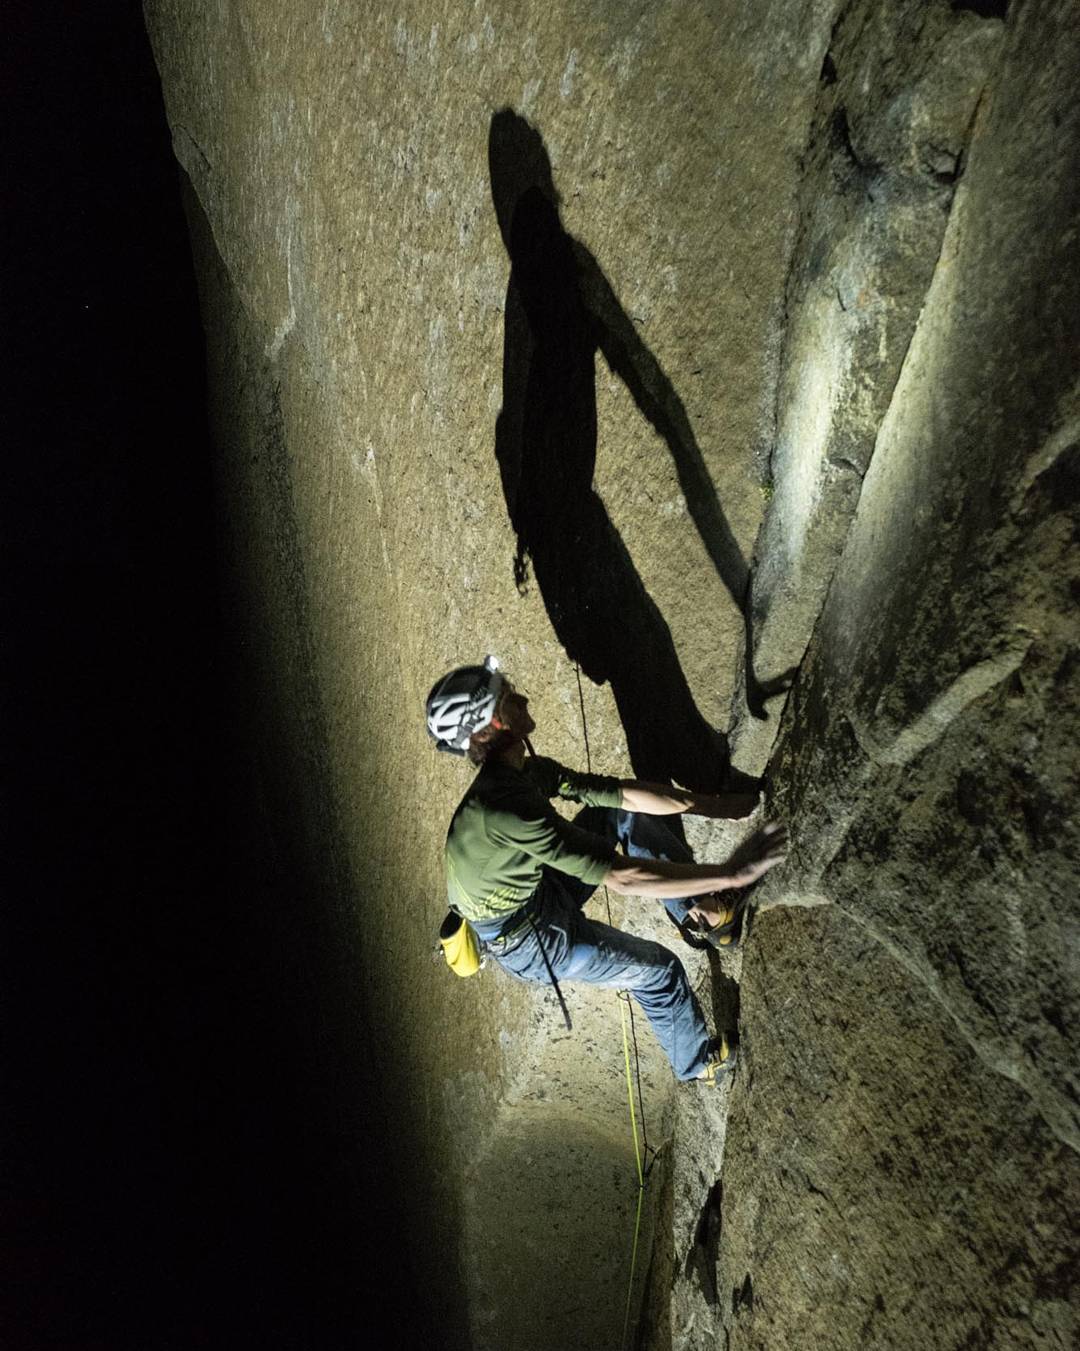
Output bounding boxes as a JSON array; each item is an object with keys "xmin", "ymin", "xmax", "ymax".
[{"xmin": 492, "ymin": 681, "xmax": 535, "ymax": 739}]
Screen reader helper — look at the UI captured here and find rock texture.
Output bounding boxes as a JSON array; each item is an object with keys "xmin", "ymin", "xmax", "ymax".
[
  {"xmin": 733, "ymin": 0, "xmax": 1003, "ymax": 763},
  {"xmin": 660, "ymin": 1, "xmax": 1080, "ymax": 1348},
  {"xmin": 723, "ymin": 906, "xmax": 1077, "ymax": 1350},
  {"xmin": 144, "ymin": 0, "xmax": 1078, "ymax": 1346}
]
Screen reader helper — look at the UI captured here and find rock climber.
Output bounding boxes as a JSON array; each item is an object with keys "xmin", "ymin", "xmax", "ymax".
[{"xmin": 427, "ymin": 656, "xmax": 787, "ymax": 1083}]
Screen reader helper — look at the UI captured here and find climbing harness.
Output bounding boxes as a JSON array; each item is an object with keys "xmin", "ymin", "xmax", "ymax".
[{"xmin": 435, "ymin": 895, "xmax": 571, "ymax": 1032}]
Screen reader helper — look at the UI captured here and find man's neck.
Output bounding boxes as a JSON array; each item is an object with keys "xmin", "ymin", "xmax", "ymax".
[{"xmin": 493, "ymin": 741, "xmax": 528, "ymax": 770}]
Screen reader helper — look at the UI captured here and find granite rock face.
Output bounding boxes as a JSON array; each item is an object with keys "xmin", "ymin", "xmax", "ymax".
[
  {"xmin": 733, "ymin": 0, "xmax": 1004, "ymax": 766},
  {"xmin": 144, "ymin": 0, "xmax": 1078, "ymax": 1346},
  {"xmin": 758, "ymin": 0, "xmax": 1080, "ymax": 1151},
  {"xmin": 721, "ymin": 907, "xmax": 1077, "ymax": 1351},
  {"xmin": 676, "ymin": 2, "xmax": 1080, "ymax": 1348}
]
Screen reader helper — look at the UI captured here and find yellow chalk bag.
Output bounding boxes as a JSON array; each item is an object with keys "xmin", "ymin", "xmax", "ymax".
[{"xmin": 439, "ymin": 911, "xmax": 483, "ymax": 977}]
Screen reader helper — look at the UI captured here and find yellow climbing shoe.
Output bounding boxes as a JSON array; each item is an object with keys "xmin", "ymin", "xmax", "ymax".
[
  {"xmin": 686, "ymin": 894, "xmax": 748, "ymax": 949},
  {"xmin": 697, "ymin": 1034, "xmax": 737, "ymax": 1083}
]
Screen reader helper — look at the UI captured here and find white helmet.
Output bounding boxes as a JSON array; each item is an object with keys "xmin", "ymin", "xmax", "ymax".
[{"xmin": 425, "ymin": 655, "xmax": 505, "ymax": 756}]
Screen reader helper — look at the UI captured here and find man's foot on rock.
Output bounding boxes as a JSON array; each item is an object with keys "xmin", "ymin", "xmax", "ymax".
[
  {"xmin": 697, "ymin": 1033, "xmax": 737, "ymax": 1083},
  {"xmin": 686, "ymin": 894, "xmax": 749, "ymax": 948},
  {"xmin": 668, "ymin": 910, "xmax": 712, "ymax": 950}
]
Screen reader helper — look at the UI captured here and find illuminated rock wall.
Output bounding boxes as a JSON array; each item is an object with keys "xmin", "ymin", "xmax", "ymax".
[
  {"xmin": 678, "ymin": 2, "xmax": 1080, "ymax": 1347},
  {"xmin": 145, "ymin": 0, "xmax": 1078, "ymax": 1346}
]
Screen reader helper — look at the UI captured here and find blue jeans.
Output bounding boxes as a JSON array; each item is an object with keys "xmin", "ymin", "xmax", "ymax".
[{"xmin": 475, "ymin": 809, "xmax": 710, "ymax": 1081}]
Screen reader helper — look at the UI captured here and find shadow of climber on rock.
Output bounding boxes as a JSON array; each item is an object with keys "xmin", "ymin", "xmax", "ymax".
[{"xmin": 488, "ymin": 109, "xmax": 756, "ymax": 791}]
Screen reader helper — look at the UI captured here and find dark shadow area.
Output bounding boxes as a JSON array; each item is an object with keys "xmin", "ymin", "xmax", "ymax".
[
  {"xmin": 463, "ymin": 1109, "xmax": 641, "ymax": 1349},
  {"xmin": 3, "ymin": 4, "xmax": 415, "ymax": 1347},
  {"xmin": 684, "ymin": 1178, "xmax": 723, "ymax": 1306},
  {"xmin": 732, "ymin": 1271, "xmax": 755, "ymax": 1316},
  {"xmin": 188, "ymin": 375, "xmax": 428, "ymax": 1351},
  {"xmin": 488, "ymin": 110, "xmax": 757, "ymax": 790},
  {"xmin": 951, "ymin": 0, "xmax": 1009, "ymax": 17},
  {"xmin": 704, "ymin": 957, "xmax": 742, "ymax": 1062},
  {"xmin": 744, "ymin": 659, "xmax": 801, "ymax": 721}
]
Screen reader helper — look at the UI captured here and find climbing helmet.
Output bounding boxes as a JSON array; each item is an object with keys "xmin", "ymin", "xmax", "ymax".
[{"xmin": 425, "ymin": 654, "xmax": 505, "ymax": 755}]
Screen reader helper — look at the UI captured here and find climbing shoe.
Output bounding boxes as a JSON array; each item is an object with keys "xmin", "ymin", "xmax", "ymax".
[
  {"xmin": 691, "ymin": 893, "xmax": 749, "ymax": 949},
  {"xmin": 669, "ymin": 911, "xmax": 711, "ymax": 950},
  {"xmin": 697, "ymin": 1034, "xmax": 737, "ymax": 1083}
]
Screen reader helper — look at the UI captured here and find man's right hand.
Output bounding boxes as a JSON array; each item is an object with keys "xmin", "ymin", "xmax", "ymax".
[
  {"xmin": 722, "ymin": 822, "xmax": 788, "ymax": 888},
  {"xmin": 603, "ymin": 821, "xmax": 788, "ymax": 900}
]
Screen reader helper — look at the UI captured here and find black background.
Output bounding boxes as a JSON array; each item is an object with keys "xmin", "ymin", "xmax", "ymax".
[{"xmin": 3, "ymin": 4, "xmax": 414, "ymax": 1347}]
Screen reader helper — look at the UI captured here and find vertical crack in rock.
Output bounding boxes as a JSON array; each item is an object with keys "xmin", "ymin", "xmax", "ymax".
[
  {"xmin": 684, "ymin": 1178, "xmax": 723, "ymax": 1306},
  {"xmin": 733, "ymin": 0, "xmax": 1007, "ymax": 777}
]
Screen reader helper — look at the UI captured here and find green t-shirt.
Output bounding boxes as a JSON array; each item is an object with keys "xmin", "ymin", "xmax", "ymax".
[{"xmin": 445, "ymin": 755, "xmax": 623, "ymax": 923}]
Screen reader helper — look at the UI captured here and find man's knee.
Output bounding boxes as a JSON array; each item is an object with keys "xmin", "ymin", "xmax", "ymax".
[{"xmin": 623, "ymin": 940, "xmax": 685, "ymax": 992}]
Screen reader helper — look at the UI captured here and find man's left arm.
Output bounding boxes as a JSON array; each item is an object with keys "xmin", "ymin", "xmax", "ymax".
[
  {"xmin": 619, "ymin": 781, "xmax": 759, "ymax": 819},
  {"xmin": 533, "ymin": 756, "xmax": 757, "ymax": 818}
]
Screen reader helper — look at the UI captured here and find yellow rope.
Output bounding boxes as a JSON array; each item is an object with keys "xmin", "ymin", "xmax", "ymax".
[
  {"xmin": 573, "ymin": 664, "xmax": 648, "ymax": 1350},
  {"xmin": 619, "ymin": 993, "xmax": 646, "ymax": 1351}
]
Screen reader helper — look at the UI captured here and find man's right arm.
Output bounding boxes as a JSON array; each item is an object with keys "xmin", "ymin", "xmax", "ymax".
[{"xmin": 603, "ymin": 824, "xmax": 787, "ymax": 898}]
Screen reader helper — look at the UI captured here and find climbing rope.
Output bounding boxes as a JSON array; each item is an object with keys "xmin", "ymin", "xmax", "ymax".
[
  {"xmin": 613, "ymin": 934, "xmax": 659, "ymax": 1349},
  {"xmin": 573, "ymin": 663, "xmax": 655, "ymax": 1349},
  {"xmin": 619, "ymin": 991, "xmax": 646, "ymax": 1351}
]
